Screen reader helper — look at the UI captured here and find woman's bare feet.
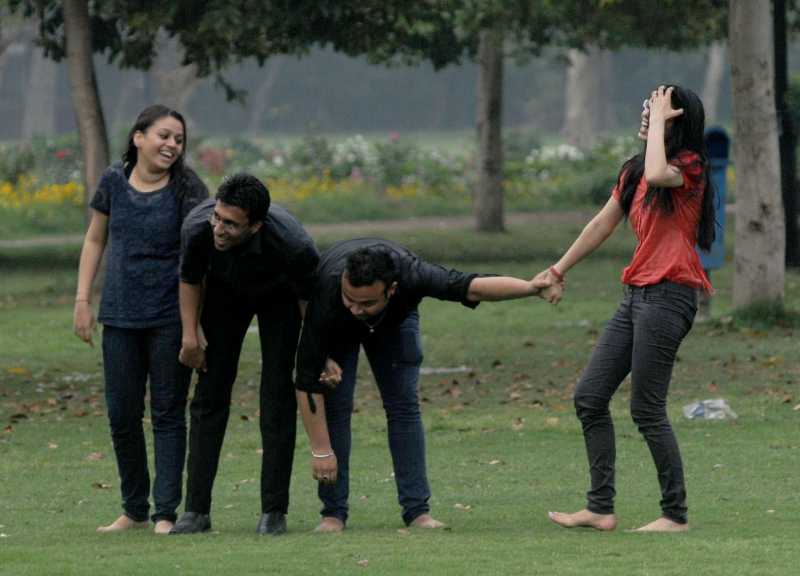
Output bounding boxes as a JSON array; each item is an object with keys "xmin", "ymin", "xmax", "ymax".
[
  {"xmin": 547, "ymin": 509, "xmax": 617, "ymax": 531},
  {"xmin": 96, "ymin": 515, "xmax": 148, "ymax": 533},
  {"xmin": 154, "ymin": 520, "xmax": 174, "ymax": 534},
  {"xmin": 410, "ymin": 514, "xmax": 445, "ymax": 529},
  {"xmin": 630, "ymin": 517, "xmax": 688, "ymax": 533},
  {"xmin": 315, "ymin": 516, "xmax": 345, "ymax": 533}
]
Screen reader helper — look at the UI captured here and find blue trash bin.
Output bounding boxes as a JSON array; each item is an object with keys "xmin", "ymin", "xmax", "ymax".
[{"xmin": 698, "ymin": 127, "xmax": 729, "ymax": 269}]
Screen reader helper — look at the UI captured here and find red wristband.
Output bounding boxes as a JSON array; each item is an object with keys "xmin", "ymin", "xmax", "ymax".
[{"xmin": 549, "ymin": 266, "xmax": 565, "ymax": 282}]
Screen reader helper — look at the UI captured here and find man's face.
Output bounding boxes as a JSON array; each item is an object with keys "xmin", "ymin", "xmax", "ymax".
[
  {"xmin": 340, "ymin": 273, "xmax": 397, "ymax": 320},
  {"xmin": 209, "ymin": 200, "xmax": 261, "ymax": 251}
]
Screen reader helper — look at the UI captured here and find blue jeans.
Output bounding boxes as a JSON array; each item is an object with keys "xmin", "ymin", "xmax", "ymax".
[
  {"xmin": 320, "ymin": 311, "xmax": 430, "ymax": 526},
  {"xmin": 573, "ymin": 281, "xmax": 697, "ymax": 524},
  {"xmin": 102, "ymin": 323, "xmax": 191, "ymax": 523}
]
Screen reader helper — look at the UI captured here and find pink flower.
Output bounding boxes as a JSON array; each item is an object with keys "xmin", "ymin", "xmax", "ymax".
[{"xmin": 388, "ymin": 131, "xmax": 400, "ymax": 143}]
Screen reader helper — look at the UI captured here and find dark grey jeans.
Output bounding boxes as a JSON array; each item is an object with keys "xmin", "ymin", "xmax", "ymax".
[
  {"xmin": 102, "ymin": 323, "xmax": 191, "ymax": 523},
  {"xmin": 573, "ymin": 281, "xmax": 697, "ymax": 524}
]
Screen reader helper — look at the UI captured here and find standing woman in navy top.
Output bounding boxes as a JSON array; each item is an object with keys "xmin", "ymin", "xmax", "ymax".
[{"xmin": 73, "ymin": 105, "xmax": 208, "ymax": 534}]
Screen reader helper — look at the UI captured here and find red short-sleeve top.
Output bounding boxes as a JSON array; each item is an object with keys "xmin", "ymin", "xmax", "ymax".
[{"xmin": 611, "ymin": 151, "xmax": 713, "ymax": 293}]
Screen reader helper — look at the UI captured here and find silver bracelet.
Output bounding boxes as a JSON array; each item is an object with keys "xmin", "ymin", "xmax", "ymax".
[{"xmin": 311, "ymin": 450, "xmax": 334, "ymax": 458}]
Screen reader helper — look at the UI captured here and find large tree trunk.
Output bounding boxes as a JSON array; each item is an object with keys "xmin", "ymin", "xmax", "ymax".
[
  {"xmin": 21, "ymin": 46, "xmax": 58, "ymax": 140},
  {"xmin": 63, "ymin": 0, "xmax": 110, "ymax": 214},
  {"xmin": 247, "ymin": 58, "xmax": 285, "ymax": 135},
  {"xmin": 773, "ymin": 0, "xmax": 799, "ymax": 266},
  {"xmin": 151, "ymin": 36, "xmax": 202, "ymax": 125},
  {"xmin": 475, "ymin": 28, "xmax": 504, "ymax": 233},
  {"xmin": 729, "ymin": 0, "xmax": 785, "ymax": 307},
  {"xmin": 701, "ymin": 41, "xmax": 726, "ymax": 125},
  {"xmin": 563, "ymin": 47, "xmax": 606, "ymax": 149}
]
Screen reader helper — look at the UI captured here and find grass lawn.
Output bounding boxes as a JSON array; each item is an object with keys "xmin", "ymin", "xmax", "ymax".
[{"xmin": 1, "ymin": 223, "xmax": 798, "ymax": 575}]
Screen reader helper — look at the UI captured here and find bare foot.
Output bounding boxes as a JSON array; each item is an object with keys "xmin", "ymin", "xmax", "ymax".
[
  {"xmin": 547, "ymin": 509, "xmax": 617, "ymax": 531},
  {"xmin": 630, "ymin": 517, "xmax": 688, "ymax": 533},
  {"xmin": 154, "ymin": 520, "xmax": 174, "ymax": 535},
  {"xmin": 314, "ymin": 516, "xmax": 345, "ymax": 533},
  {"xmin": 96, "ymin": 515, "xmax": 148, "ymax": 533},
  {"xmin": 410, "ymin": 514, "xmax": 445, "ymax": 529}
]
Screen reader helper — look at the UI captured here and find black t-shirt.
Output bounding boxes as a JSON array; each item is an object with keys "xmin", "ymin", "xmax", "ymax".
[
  {"xmin": 180, "ymin": 198, "xmax": 319, "ymax": 301},
  {"xmin": 91, "ymin": 162, "xmax": 208, "ymax": 328},
  {"xmin": 295, "ymin": 238, "xmax": 480, "ymax": 393}
]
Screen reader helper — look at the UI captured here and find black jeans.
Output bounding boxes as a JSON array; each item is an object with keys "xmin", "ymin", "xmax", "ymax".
[
  {"xmin": 319, "ymin": 311, "xmax": 431, "ymax": 526},
  {"xmin": 573, "ymin": 281, "xmax": 697, "ymax": 524},
  {"xmin": 102, "ymin": 323, "xmax": 191, "ymax": 523},
  {"xmin": 184, "ymin": 281, "xmax": 300, "ymax": 516}
]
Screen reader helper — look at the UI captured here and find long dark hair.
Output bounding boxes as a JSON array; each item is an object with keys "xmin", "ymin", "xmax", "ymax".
[
  {"xmin": 616, "ymin": 85, "xmax": 716, "ymax": 251},
  {"xmin": 122, "ymin": 104, "xmax": 191, "ymax": 195}
]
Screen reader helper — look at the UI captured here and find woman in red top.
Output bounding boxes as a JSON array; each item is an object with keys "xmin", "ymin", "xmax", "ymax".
[{"xmin": 540, "ymin": 85, "xmax": 715, "ymax": 532}]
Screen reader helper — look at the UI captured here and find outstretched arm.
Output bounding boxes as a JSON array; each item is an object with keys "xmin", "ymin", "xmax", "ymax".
[
  {"xmin": 466, "ymin": 275, "xmax": 549, "ymax": 302},
  {"xmin": 552, "ymin": 196, "xmax": 624, "ymax": 278},
  {"xmin": 535, "ymin": 196, "xmax": 625, "ymax": 304}
]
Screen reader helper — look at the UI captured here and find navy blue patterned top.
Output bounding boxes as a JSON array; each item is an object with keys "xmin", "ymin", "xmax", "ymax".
[{"xmin": 90, "ymin": 162, "xmax": 208, "ymax": 328}]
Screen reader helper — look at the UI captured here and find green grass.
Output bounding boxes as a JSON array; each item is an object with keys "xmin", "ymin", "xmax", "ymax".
[{"xmin": 1, "ymin": 225, "xmax": 798, "ymax": 575}]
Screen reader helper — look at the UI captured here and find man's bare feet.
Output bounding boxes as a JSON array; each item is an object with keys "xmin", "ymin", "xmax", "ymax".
[
  {"xmin": 314, "ymin": 516, "xmax": 345, "ymax": 533},
  {"xmin": 96, "ymin": 515, "xmax": 148, "ymax": 533},
  {"xmin": 547, "ymin": 509, "xmax": 617, "ymax": 531},
  {"xmin": 410, "ymin": 514, "xmax": 445, "ymax": 529},
  {"xmin": 630, "ymin": 517, "xmax": 688, "ymax": 533},
  {"xmin": 154, "ymin": 520, "xmax": 174, "ymax": 535}
]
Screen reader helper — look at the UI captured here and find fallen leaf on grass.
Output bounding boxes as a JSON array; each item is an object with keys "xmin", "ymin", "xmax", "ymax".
[
  {"xmin": 92, "ymin": 482, "xmax": 112, "ymax": 489},
  {"xmin": 488, "ymin": 459, "xmax": 503, "ymax": 465},
  {"xmin": 454, "ymin": 503, "xmax": 472, "ymax": 512},
  {"xmin": 512, "ymin": 418, "xmax": 525, "ymax": 431},
  {"xmin": 793, "ymin": 403, "xmax": 800, "ymax": 411},
  {"xmin": 48, "ymin": 442, "xmax": 58, "ymax": 449},
  {"xmin": 2, "ymin": 425, "xmax": 12, "ymax": 434},
  {"xmin": 545, "ymin": 417, "xmax": 560, "ymax": 427},
  {"xmin": 782, "ymin": 395, "xmax": 793, "ymax": 404},
  {"xmin": 7, "ymin": 367, "xmax": 32, "ymax": 378},
  {"xmin": 396, "ymin": 528, "xmax": 409, "ymax": 536},
  {"xmin": 86, "ymin": 452, "xmax": 104, "ymax": 461},
  {"xmin": 707, "ymin": 382, "xmax": 718, "ymax": 393},
  {"xmin": 357, "ymin": 559, "xmax": 369, "ymax": 568}
]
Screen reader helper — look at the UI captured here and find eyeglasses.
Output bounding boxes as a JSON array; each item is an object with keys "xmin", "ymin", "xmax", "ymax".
[{"xmin": 208, "ymin": 212, "xmax": 248, "ymax": 234}]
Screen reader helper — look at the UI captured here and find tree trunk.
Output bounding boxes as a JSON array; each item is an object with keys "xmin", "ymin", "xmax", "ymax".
[
  {"xmin": 63, "ymin": 0, "xmax": 110, "ymax": 215},
  {"xmin": 701, "ymin": 41, "xmax": 726, "ymax": 125},
  {"xmin": 21, "ymin": 46, "xmax": 58, "ymax": 140},
  {"xmin": 563, "ymin": 47, "xmax": 603, "ymax": 149},
  {"xmin": 475, "ymin": 28, "xmax": 504, "ymax": 233},
  {"xmin": 729, "ymin": 0, "xmax": 785, "ymax": 307},
  {"xmin": 247, "ymin": 58, "xmax": 285, "ymax": 135},
  {"xmin": 151, "ymin": 36, "xmax": 202, "ymax": 126},
  {"xmin": 773, "ymin": 0, "xmax": 799, "ymax": 266}
]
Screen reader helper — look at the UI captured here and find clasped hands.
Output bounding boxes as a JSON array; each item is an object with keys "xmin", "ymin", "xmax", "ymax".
[
  {"xmin": 178, "ymin": 325, "xmax": 208, "ymax": 371},
  {"xmin": 533, "ymin": 267, "xmax": 566, "ymax": 304}
]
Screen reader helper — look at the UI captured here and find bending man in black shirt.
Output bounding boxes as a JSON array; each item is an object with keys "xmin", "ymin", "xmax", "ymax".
[
  {"xmin": 172, "ymin": 174, "xmax": 319, "ymax": 535},
  {"xmin": 295, "ymin": 239, "xmax": 555, "ymax": 532}
]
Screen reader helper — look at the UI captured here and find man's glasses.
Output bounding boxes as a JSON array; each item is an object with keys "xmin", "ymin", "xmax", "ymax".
[{"xmin": 208, "ymin": 212, "xmax": 248, "ymax": 234}]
